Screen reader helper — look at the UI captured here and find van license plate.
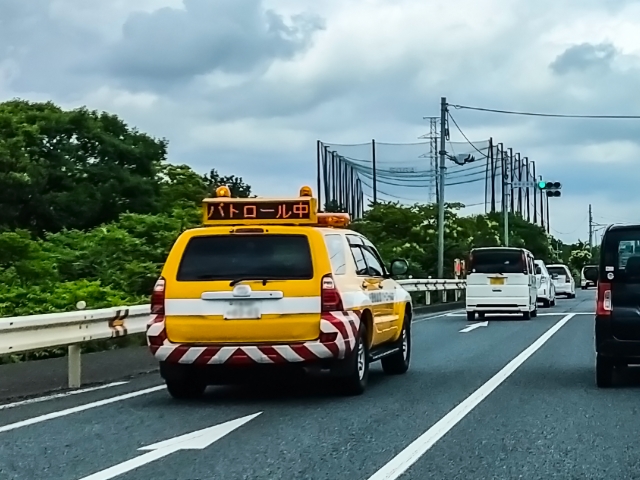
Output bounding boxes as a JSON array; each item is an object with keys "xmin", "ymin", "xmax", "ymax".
[
  {"xmin": 489, "ymin": 278, "xmax": 505, "ymax": 285},
  {"xmin": 224, "ymin": 301, "xmax": 261, "ymax": 319}
]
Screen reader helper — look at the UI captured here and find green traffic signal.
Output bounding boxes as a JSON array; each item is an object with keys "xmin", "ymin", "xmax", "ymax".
[{"xmin": 537, "ymin": 181, "xmax": 547, "ymax": 189}]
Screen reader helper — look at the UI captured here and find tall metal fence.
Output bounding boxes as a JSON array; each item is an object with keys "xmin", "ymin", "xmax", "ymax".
[{"xmin": 316, "ymin": 139, "xmax": 548, "ymax": 231}]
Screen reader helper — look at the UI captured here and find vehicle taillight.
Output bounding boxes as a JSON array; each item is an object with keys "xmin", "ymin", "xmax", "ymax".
[
  {"xmin": 522, "ymin": 253, "xmax": 528, "ymax": 274},
  {"xmin": 321, "ymin": 274, "xmax": 344, "ymax": 312},
  {"xmin": 596, "ymin": 281, "xmax": 612, "ymax": 316},
  {"xmin": 151, "ymin": 277, "xmax": 166, "ymax": 315}
]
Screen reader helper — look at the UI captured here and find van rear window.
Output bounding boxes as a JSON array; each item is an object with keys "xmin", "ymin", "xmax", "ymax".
[
  {"xmin": 547, "ymin": 266, "xmax": 568, "ymax": 277},
  {"xmin": 176, "ymin": 234, "xmax": 314, "ymax": 281},
  {"xmin": 602, "ymin": 229, "xmax": 640, "ymax": 283},
  {"xmin": 469, "ymin": 249, "xmax": 525, "ymax": 274},
  {"xmin": 583, "ymin": 266, "xmax": 598, "ymax": 281}
]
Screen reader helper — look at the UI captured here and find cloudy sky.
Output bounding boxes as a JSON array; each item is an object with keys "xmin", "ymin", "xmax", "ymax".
[{"xmin": 2, "ymin": 0, "xmax": 640, "ymax": 244}]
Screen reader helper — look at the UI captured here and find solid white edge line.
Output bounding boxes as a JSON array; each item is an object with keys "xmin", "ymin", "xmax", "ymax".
[
  {"xmin": 0, "ymin": 385, "xmax": 165, "ymax": 434},
  {"xmin": 367, "ymin": 313, "xmax": 576, "ymax": 480},
  {"xmin": 0, "ymin": 382, "xmax": 129, "ymax": 411}
]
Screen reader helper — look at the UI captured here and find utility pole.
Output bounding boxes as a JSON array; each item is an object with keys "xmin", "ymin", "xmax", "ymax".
[
  {"xmin": 437, "ymin": 97, "xmax": 447, "ymax": 279},
  {"xmin": 588, "ymin": 204, "xmax": 593, "ymax": 252},
  {"xmin": 501, "ymin": 145, "xmax": 509, "ymax": 246}
]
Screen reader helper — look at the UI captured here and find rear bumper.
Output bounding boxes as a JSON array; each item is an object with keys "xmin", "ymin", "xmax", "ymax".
[
  {"xmin": 555, "ymin": 285, "xmax": 572, "ymax": 294},
  {"xmin": 537, "ymin": 287, "xmax": 551, "ymax": 300},
  {"xmin": 466, "ymin": 297, "xmax": 530, "ymax": 313},
  {"xmin": 596, "ymin": 315, "xmax": 640, "ymax": 360},
  {"xmin": 146, "ymin": 312, "xmax": 360, "ymax": 366}
]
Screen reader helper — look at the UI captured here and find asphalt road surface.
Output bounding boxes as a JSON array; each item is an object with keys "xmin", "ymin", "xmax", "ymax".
[{"xmin": 4, "ymin": 289, "xmax": 635, "ymax": 480}]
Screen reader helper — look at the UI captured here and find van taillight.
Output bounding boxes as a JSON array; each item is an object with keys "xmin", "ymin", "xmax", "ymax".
[
  {"xmin": 151, "ymin": 277, "xmax": 166, "ymax": 315},
  {"xmin": 321, "ymin": 274, "xmax": 344, "ymax": 312},
  {"xmin": 521, "ymin": 252, "xmax": 528, "ymax": 274},
  {"xmin": 596, "ymin": 281, "xmax": 612, "ymax": 316}
]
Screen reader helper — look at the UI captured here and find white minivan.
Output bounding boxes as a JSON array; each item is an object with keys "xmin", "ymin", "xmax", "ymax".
[{"xmin": 465, "ymin": 247, "xmax": 538, "ymax": 321}]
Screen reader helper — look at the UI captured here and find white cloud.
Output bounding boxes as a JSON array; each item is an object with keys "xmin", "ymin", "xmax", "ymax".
[{"xmin": 2, "ymin": 0, "xmax": 640, "ymax": 244}]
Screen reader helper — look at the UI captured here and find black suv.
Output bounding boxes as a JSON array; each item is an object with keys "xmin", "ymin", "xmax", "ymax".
[{"xmin": 595, "ymin": 224, "xmax": 640, "ymax": 387}]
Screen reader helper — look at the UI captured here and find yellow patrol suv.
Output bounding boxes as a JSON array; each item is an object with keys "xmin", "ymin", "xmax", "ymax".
[{"xmin": 146, "ymin": 186, "xmax": 413, "ymax": 398}]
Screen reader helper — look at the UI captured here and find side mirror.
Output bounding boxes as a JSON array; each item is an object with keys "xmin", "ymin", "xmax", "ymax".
[
  {"xmin": 389, "ymin": 258, "xmax": 409, "ymax": 276},
  {"xmin": 535, "ymin": 266, "xmax": 542, "ymax": 275}
]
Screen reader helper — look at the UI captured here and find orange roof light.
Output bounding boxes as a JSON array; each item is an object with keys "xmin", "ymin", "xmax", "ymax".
[
  {"xmin": 299, "ymin": 185, "xmax": 313, "ymax": 197},
  {"xmin": 216, "ymin": 185, "xmax": 231, "ymax": 198},
  {"xmin": 317, "ymin": 212, "xmax": 350, "ymax": 228}
]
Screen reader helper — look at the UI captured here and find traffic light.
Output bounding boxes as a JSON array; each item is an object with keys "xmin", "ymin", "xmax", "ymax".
[{"xmin": 537, "ymin": 181, "xmax": 562, "ymax": 197}]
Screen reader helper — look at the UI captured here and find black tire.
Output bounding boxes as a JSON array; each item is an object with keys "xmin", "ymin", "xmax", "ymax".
[
  {"xmin": 550, "ymin": 297, "xmax": 556, "ymax": 307},
  {"xmin": 336, "ymin": 323, "xmax": 369, "ymax": 395},
  {"xmin": 382, "ymin": 313, "xmax": 411, "ymax": 375},
  {"xmin": 523, "ymin": 310, "xmax": 531, "ymax": 320},
  {"xmin": 478, "ymin": 312, "xmax": 486, "ymax": 319},
  {"xmin": 466, "ymin": 311, "xmax": 475, "ymax": 322},
  {"xmin": 166, "ymin": 378, "xmax": 206, "ymax": 400},
  {"xmin": 596, "ymin": 354, "xmax": 613, "ymax": 388},
  {"xmin": 582, "ymin": 286, "xmax": 587, "ymax": 290},
  {"xmin": 569, "ymin": 293, "xmax": 576, "ymax": 299},
  {"xmin": 542, "ymin": 298, "xmax": 550, "ymax": 308},
  {"xmin": 531, "ymin": 307, "xmax": 538, "ymax": 318}
]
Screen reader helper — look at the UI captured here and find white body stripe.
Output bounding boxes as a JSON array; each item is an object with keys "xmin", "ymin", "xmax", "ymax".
[
  {"xmin": 165, "ymin": 297, "xmax": 321, "ymax": 316},
  {"xmin": 340, "ymin": 286, "xmax": 411, "ymax": 310},
  {"xmin": 165, "ymin": 287, "xmax": 411, "ymax": 317}
]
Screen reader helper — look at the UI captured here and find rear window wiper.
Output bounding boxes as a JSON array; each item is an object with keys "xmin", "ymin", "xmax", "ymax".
[{"xmin": 229, "ymin": 277, "xmax": 277, "ymax": 287}]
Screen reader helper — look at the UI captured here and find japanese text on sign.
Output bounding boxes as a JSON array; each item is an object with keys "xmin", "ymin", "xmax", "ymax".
[{"xmin": 206, "ymin": 200, "xmax": 312, "ymax": 221}]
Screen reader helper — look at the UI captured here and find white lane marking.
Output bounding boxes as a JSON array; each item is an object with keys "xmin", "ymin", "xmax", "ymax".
[
  {"xmin": 78, "ymin": 412, "xmax": 262, "ymax": 480},
  {"xmin": 459, "ymin": 321, "xmax": 488, "ymax": 333},
  {"xmin": 445, "ymin": 311, "xmax": 593, "ymax": 317},
  {"xmin": 367, "ymin": 313, "xmax": 576, "ymax": 480},
  {"xmin": 413, "ymin": 310, "xmax": 464, "ymax": 324},
  {"xmin": 0, "ymin": 382, "xmax": 128, "ymax": 411},
  {"xmin": 0, "ymin": 385, "xmax": 164, "ymax": 434}
]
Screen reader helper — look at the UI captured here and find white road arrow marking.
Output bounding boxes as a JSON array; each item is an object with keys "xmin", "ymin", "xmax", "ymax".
[
  {"xmin": 77, "ymin": 412, "xmax": 262, "ymax": 480},
  {"xmin": 459, "ymin": 321, "xmax": 488, "ymax": 333}
]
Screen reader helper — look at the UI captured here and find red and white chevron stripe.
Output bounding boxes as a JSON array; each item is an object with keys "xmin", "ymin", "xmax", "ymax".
[{"xmin": 146, "ymin": 311, "xmax": 361, "ymax": 365}]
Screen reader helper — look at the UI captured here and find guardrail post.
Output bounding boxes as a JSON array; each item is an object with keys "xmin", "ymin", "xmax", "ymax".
[
  {"xmin": 68, "ymin": 345, "xmax": 82, "ymax": 388},
  {"xmin": 425, "ymin": 291, "xmax": 431, "ymax": 305},
  {"xmin": 67, "ymin": 299, "xmax": 87, "ymax": 389},
  {"xmin": 441, "ymin": 290, "xmax": 447, "ymax": 303},
  {"xmin": 454, "ymin": 289, "xmax": 460, "ymax": 301}
]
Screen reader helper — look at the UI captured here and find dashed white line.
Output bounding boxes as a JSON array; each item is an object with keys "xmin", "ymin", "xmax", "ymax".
[
  {"xmin": 367, "ymin": 313, "xmax": 576, "ymax": 480},
  {"xmin": 0, "ymin": 385, "xmax": 164, "ymax": 434},
  {"xmin": 0, "ymin": 382, "xmax": 129, "ymax": 411}
]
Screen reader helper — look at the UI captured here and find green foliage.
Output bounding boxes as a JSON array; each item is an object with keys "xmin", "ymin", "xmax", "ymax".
[
  {"xmin": 0, "ymin": 99, "xmax": 167, "ymax": 235},
  {"xmin": 0, "ymin": 100, "xmax": 253, "ymax": 322}
]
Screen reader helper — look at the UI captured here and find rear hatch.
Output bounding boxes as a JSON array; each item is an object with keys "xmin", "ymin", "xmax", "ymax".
[
  {"xmin": 601, "ymin": 231, "xmax": 640, "ymax": 341},
  {"xmin": 583, "ymin": 266, "xmax": 598, "ymax": 283},
  {"xmin": 548, "ymin": 266, "xmax": 569, "ymax": 288},
  {"xmin": 467, "ymin": 249, "xmax": 530, "ymax": 298},
  {"xmin": 162, "ymin": 227, "xmax": 326, "ymax": 344}
]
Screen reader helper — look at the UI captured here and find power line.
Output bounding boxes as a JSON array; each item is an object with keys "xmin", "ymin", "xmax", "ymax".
[
  {"xmin": 449, "ymin": 104, "xmax": 640, "ymax": 119},
  {"xmin": 447, "ymin": 112, "xmax": 489, "ymax": 157}
]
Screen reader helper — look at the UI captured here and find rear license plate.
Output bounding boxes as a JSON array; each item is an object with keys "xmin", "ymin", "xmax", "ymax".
[
  {"xmin": 489, "ymin": 277, "xmax": 505, "ymax": 285},
  {"xmin": 224, "ymin": 301, "xmax": 261, "ymax": 319}
]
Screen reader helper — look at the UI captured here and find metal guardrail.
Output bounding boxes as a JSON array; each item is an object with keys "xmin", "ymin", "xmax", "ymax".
[
  {"xmin": 398, "ymin": 279, "xmax": 466, "ymax": 292},
  {"xmin": 0, "ymin": 279, "xmax": 466, "ymax": 389}
]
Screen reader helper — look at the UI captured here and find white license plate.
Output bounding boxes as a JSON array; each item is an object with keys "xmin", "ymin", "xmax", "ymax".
[{"xmin": 224, "ymin": 301, "xmax": 261, "ymax": 320}]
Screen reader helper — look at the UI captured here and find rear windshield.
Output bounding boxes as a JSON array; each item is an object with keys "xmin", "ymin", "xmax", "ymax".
[
  {"xmin": 547, "ymin": 266, "xmax": 568, "ymax": 277},
  {"xmin": 469, "ymin": 249, "xmax": 525, "ymax": 274},
  {"xmin": 176, "ymin": 234, "xmax": 314, "ymax": 281},
  {"xmin": 602, "ymin": 229, "xmax": 640, "ymax": 283}
]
